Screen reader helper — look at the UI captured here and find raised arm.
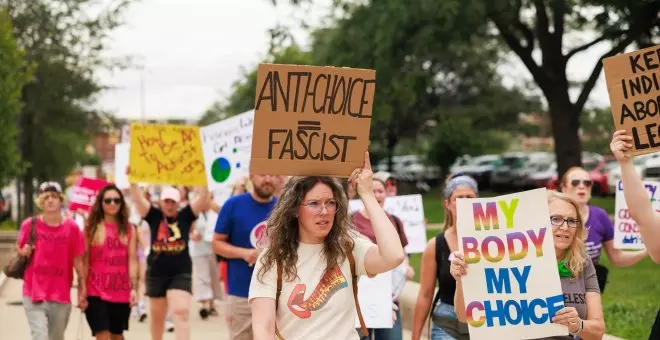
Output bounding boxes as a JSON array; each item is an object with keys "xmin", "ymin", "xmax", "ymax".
[
  {"xmin": 412, "ymin": 239, "xmax": 438, "ymax": 340},
  {"xmin": 128, "ymin": 183, "xmax": 151, "ymax": 219},
  {"xmin": 611, "ymin": 130, "xmax": 660, "ymax": 263},
  {"xmin": 190, "ymin": 186, "xmax": 210, "ymax": 216},
  {"xmin": 350, "ymin": 151, "xmax": 405, "ymax": 276}
]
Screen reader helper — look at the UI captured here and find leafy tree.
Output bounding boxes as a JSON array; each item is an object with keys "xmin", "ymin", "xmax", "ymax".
[
  {"xmin": 581, "ymin": 107, "xmax": 615, "ymax": 155},
  {"xmin": 276, "ymin": 0, "xmax": 660, "ymax": 179},
  {"xmin": 307, "ymin": 0, "xmax": 537, "ymax": 171},
  {"xmin": 3, "ymin": 0, "xmax": 133, "ymax": 218},
  {"xmin": 0, "ymin": 9, "xmax": 30, "ymax": 187},
  {"xmin": 199, "ymin": 29, "xmax": 312, "ymax": 125}
]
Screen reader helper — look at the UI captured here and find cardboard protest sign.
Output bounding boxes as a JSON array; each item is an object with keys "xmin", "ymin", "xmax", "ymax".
[
  {"xmin": 114, "ymin": 143, "xmax": 130, "ymax": 189},
  {"xmin": 603, "ymin": 45, "xmax": 660, "ymax": 155},
  {"xmin": 456, "ymin": 188, "xmax": 566, "ymax": 339},
  {"xmin": 129, "ymin": 123, "xmax": 206, "ymax": 187},
  {"xmin": 613, "ymin": 179, "xmax": 656, "ymax": 250},
  {"xmin": 68, "ymin": 177, "xmax": 109, "ymax": 212},
  {"xmin": 355, "ymin": 270, "xmax": 392, "ymax": 329},
  {"xmin": 250, "ymin": 64, "xmax": 376, "ymax": 177},
  {"xmin": 200, "ymin": 110, "xmax": 254, "ymax": 190},
  {"xmin": 349, "ymin": 194, "xmax": 426, "ymax": 253}
]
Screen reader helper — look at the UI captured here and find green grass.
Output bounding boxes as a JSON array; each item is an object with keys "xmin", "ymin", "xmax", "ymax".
[
  {"xmin": 0, "ymin": 219, "xmax": 17, "ymax": 230},
  {"xmin": 409, "ymin": 231, "xmax": 658, "ymax": 338}
]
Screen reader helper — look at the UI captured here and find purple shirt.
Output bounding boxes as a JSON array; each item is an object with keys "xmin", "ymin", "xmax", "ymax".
[{"xmin": 585, "ymin": 205, "xmax": 614, "ymax": 264}]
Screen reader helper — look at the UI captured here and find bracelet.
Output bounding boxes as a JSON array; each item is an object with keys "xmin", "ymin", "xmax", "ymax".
[{"xmin": 569, "ymin": 319, "xmax": 583, "ymax": 336}]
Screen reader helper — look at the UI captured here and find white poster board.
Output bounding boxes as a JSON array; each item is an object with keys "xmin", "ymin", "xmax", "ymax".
[
  {"xmin": 114, "ymin": 143, "xmax": 130, "ymax": 189},
  {"xmin": 203, "ymin": 186, "xmax": 234, "ymax": 242},
  {"xmin": 613, "ymin": 180, "xmax": 655, "ymax": 250},
  {"xmin": 456, "ymin": 188, "xmax": 566, "ymax": 340},
  {"xmin": 200, "ymin": 110, "xmax": 253, "ymax": 191},
  {"xmin": 349, "ymin": 194, "xmax": 426, "ymax": 253},
  {"xmin": 355, "ymin": 271, "xmax": 392, "ymax": 329}
]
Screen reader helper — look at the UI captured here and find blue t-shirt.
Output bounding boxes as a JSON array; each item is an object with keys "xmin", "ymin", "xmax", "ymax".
[{"xmin": 214, "ymin": 193, "xmax": 277, "ymax": 298}]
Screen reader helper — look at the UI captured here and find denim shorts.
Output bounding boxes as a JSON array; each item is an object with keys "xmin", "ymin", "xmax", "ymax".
[{"xmin": 431, "ymin": 302, "xmax": 469, "ymax": 340}]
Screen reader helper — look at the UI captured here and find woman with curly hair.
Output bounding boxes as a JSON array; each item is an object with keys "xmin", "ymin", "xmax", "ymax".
[
  {"xmin": 83, "ymin": 184, "xmax": 139, "ymax": 339},
  {"xmin": 249, "ymin": 152, "xmax": 406, "ymax": 339},
  {"xmin": 450, "ymin": 191, "xmax": 605, "ymax": 339}
]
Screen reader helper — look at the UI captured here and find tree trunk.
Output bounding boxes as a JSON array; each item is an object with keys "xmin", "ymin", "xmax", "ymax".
[
  {"xmin": 386, "ymin": 128, "xmax": 398, "ymax": 173},
  {"xmin": 548, "ymin": 96, "xmax": 582, "ymax": 182},
  {"xmin": 19, "ymin": 86, "xmax": 35, "ymax": 218}
]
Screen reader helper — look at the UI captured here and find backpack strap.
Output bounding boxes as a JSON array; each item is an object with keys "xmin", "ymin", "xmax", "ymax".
[
  {"xmin": 348, "ymin": 250, "xmax": 369, "ymax": 337},
  {"xmin": 273, "ymin": 251, "xmax": 369, "ymax": 339},
  {"xmin": 430, "ymin": 233, "xmax": 444, "ymax": 315},
  {"xmin": 275, "ymin": 262, "xmax": 284, "ymax": 339}
]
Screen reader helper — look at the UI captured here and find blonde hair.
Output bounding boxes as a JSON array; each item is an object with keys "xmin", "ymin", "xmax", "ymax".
[
  {"xmin": 547, "ymin": 190, "xmax": 588, "ymax": 277},
  {"xmin": 34, "ymin": 192, "xmax": 65, "ymax": 211}
]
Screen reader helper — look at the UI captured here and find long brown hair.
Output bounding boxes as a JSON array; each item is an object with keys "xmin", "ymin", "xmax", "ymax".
[
  {"xmin": 257, "ymin": 176, "xmax": 354, "ymax": 282},
  {"xmin": 85, "ymin": 184, "xmax": 130, "ymax": 245},
  {"xmin": 547, "ymin": 191, "xmax": 588, "ymax": 277}
]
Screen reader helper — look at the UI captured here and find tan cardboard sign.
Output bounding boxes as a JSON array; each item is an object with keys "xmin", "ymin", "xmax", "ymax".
[
  {"xmin": 603, "ymin": 45, "xmax": 660, "ymax": 155},
  {"xmin": 250, "ymin": 63, "xmax": 376, "ymax": 177}
]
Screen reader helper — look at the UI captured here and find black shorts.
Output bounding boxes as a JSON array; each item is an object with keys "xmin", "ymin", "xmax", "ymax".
[
  {"xmin": 85, "ymin": 296, "xmax": 131, "ymax": 336},
  {"xmin": 146, "ymin": 273, "xmax": 192, "ymax": 298}
]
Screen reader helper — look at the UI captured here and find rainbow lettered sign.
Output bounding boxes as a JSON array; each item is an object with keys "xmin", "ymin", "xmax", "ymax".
[{"xmin": 456, "ymin": 188, "xmax": 566, "ymax": 339}]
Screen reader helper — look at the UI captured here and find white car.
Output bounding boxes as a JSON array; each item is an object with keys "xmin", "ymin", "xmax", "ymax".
[{"xmin": 608, "ymin": 152, "xmax": 660, "ymax": 193}]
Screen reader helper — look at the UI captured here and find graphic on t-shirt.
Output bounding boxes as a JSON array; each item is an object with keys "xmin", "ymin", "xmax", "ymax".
[
  {"xmin": 153, "ymin": 220, "xmax": 185, "ymax": 253},
  {"xmin": 287, "ymin": 265, "xmax": 348, "ymax": 319},
  {"xmin": 249, "ymin": 221, "xmax": 268, "ymax": 248}
]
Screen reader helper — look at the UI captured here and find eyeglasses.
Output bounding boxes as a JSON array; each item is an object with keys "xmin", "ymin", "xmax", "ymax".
[
  {"xmin": 301, "ymin": 200, "xmax": 337, "ymax": 215},
  {"xmin": 570, "ymin": 179, "xmax": 592, "ymax": 187},
  {"xmin": 103, "ymin": 198, "xmax": 122, "ymax": 205},
  {"xmin": 550, "ymin": 215, "xmax": 580, "ymax": 228}
]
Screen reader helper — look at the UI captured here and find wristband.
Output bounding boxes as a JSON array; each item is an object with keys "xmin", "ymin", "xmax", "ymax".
[{"xmin": 569, "ymin": 319, "xmax": 583, "ymax": 336}]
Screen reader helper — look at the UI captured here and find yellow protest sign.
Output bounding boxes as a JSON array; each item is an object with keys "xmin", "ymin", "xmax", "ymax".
[{"xmin": 128, "ymin": 123, "xmax": 207, "ymax": 187}]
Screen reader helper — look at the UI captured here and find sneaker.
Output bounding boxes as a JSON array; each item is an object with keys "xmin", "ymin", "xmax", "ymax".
[
  {"xmin": 199, "ymin": 308, "xmax": 209, "ymax": 320},
  {"xmin": 166, "ymin": 319, "xmax": 174, "ymax": 332}
]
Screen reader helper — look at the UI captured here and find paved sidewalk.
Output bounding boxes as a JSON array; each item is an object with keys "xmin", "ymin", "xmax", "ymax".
[{"xmin": 0, "ymin": 275, "xmax": 230, "ymax": 340}]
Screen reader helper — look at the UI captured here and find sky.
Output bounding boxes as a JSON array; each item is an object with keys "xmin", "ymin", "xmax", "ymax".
[{"xmin": 95, "ymin": 0, "xmax": 614, "ymax": 121}]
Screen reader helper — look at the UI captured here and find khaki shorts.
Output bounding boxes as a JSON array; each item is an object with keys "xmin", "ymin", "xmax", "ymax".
[{"xmin": 228, "ymin": 295, "xmax": 252, "ymax": 340}]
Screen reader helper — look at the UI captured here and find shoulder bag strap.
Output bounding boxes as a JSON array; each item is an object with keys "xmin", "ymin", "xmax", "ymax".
[
  {"xmin": 348, "ymin": 251, "xmax": 369, "ymax": 337},
  {"xmin": 28, "ymin": 217, "xmax": 37, "ymax": 246},
  {"xmin": 275, "ymin": 262, "xmax": 285, "ymax": 339},
  {"xmin": 430, "ymin": 233, "xmax": 444, "ymax": 314}
]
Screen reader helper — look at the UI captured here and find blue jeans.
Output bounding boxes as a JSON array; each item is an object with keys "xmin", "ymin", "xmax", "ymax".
[
  {"xmin": 358, "ymin": 309, "xmax": 403, "ymax": 340},
  {"xmin": 431, "ymin": 302, "xmax": 458, "ymax": 340}
]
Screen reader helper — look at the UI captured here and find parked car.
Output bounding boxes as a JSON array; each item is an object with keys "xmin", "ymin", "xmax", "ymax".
[
  {"xmin": 456, "ymin": 154, "xmax": 500, "ymax": 189},
  {"xmin": 490, "ymin": 152, "xmax": 530, "ymax": 192},
  {"xmin": 524, "ymin": 162, "xmax": 557, "ymax": 189},
  {"xmin": 640, "ymin": 152, "xmax": 660, "ymax": 182},
  {"xmin": 375, "ymin": 154, "xmax": 441, "ymax": 181},
  {"xmin": 547, "ymin": 157, "xmax": 610, "ymax": 196},
  {"xmin": 511, "ymin": 153, "xmax": 554, "ymax": 189}
]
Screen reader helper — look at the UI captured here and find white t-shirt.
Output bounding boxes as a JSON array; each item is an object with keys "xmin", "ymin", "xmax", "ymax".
[
  {"xmin": 248, "ymin": 236, "xmax": 375, "ymax": 339},
  {"xmin": 189, "ymin": 212, "xmax": 213, "ymax": 257}
]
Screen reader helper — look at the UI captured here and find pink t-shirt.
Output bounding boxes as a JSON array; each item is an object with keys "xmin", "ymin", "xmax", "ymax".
[
  {"xmin": 18, "ymin": 217, "xmax": 85, "ymax": 304},
  {"xmin": 86, "ymin": 223, "xmax": 132, "ymax": 303}
]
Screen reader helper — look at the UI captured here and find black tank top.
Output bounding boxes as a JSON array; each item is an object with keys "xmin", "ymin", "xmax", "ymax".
[{"xmin": 432, "ymin": 232, "xmax": 457, "ymax": 309}]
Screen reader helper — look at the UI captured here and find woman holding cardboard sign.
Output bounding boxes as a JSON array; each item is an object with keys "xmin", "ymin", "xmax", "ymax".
[
  {"xmin": 450, "ymin": 191, "xmax": 605, "ymax": 339},
  {"xmin": 248, "ymin": 151, "xmax": 406, "ymax": 339},
  {"xmin": 412, "ymin": 174, "xmax": 477, "ymax": 340}
]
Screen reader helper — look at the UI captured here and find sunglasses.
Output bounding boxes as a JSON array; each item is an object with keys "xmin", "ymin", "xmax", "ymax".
[
  {"xmin": 570, "ymin": 179, "xmax": 593, "ymax": 187},
  {"xmin": 103, "ymin": 198, "xmax": 122, "ymax": 205}
]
